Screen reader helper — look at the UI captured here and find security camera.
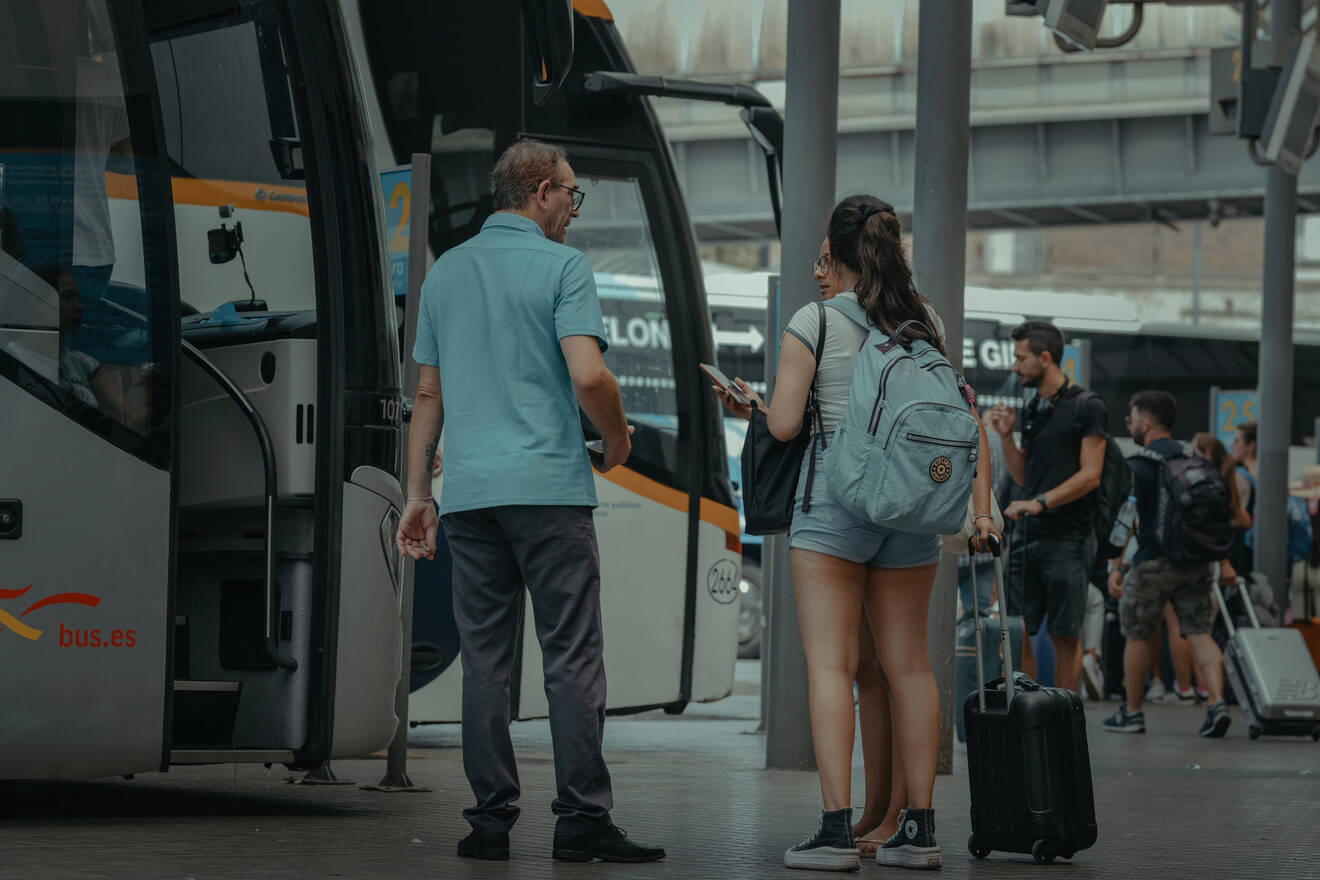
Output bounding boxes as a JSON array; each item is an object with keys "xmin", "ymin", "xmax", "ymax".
[
  {"xmin": 1260, "ymin": 31, "xmax": 1320, "ymax": 176},
  {"xmin": 1044, "ymin": 0, "xmax": 1109, "ymax": 52}
]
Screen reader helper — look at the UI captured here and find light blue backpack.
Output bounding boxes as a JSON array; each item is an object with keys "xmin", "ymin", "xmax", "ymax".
[{"xmin": 822, "ymin": 297, "xmax": 979, "ymax": 534}]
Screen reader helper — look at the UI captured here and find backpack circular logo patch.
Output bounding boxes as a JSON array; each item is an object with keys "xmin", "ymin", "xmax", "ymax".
[{"xmin": 930, "ymin": 457, "xmax": 953, "ymax": 483}]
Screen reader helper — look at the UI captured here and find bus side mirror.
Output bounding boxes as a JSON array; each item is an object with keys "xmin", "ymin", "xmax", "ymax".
[
  {"xmin": 523, "ymin": 0, "xmax": 574, "ymax": 106},
  {"xmin": 269, "ymin": 137, "xmax": 305, "ymax": 181}
]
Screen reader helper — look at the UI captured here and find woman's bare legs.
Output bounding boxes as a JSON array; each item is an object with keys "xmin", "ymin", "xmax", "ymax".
[
  {"xmin": 853, "ymin": 612, "xmax": 906, "ymax": 852},
  {"xmin": 853, "ymin": 619, "xmax": 891, "ymax": 834},
  {"xmin": 791, "ymin": 548, "xmax": 870, "ymax": 811},
  {"xmin": 864, "ymin": 562, "xmax": 940, "ymax": 810}
]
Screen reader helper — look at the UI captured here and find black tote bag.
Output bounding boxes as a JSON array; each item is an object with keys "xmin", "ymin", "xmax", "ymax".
[{"xmin": 740, "ymin": 303, "xmax": 826, "ymax": 535}]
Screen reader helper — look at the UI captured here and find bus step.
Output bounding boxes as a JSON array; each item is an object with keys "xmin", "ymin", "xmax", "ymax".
[{"xmin": 171, "ymin": 681, "xmax": 241, "ymax": 749}]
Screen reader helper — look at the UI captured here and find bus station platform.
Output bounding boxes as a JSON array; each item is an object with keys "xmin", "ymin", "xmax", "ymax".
[{"xmin": 3, "ymin": 663, "xmax": 1317, "ymax": 879}]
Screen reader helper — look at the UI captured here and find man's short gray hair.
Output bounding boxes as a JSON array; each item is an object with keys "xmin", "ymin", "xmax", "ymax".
[{"xmin": 490, "ymin": 138, "xmax": 569, "ymax": 211}]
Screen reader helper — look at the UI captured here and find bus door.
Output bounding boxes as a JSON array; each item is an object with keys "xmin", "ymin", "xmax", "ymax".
[
  {"xmin": 146, "ymin": 0, "xmax": 402, "ymax": 764},
  {"xmin": 514, "ymin": 143, "xmax": 740, "ymax": 717},
  {"xmin": 0, "ymin": 0, "xmax": 180, "ymax": 778}
]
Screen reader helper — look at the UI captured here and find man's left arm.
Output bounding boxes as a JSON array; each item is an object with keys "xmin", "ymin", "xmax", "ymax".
[{"xmin": 1040, "ymin": 433, "xmax": 1105, "ymax": 510}]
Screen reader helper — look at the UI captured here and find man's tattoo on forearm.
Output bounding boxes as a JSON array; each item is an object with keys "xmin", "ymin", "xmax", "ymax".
[{"xmin": 424, "ymin": 437, "xmax": 439, "ymax": 468}]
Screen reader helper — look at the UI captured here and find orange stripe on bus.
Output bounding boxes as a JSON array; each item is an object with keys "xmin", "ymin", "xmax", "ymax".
[
  {"xmin": 572, "ymin": 0, "xmax": 613, "ymax": 20},
  {"xmin": 596, "ymin": 465, "xmax": 739, "ymax": 535},
  {"xmin": 105, "ymin": 172, "xmax": 310, "ymax": 217}
]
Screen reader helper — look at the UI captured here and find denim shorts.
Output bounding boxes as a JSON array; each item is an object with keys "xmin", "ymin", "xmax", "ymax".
[{"xmin": 788, "ymin": 441, "xmax": 942, "ymax": 568}]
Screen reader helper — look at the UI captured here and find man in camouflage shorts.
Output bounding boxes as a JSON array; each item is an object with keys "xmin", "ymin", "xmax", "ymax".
[
  {"xmin": 1120, "ymin": 559, "xmax": 1217, "ymax": 644},
  {"xmin": 1103, "ymin": 391, "xmax": 1232, "ymax": 738}
]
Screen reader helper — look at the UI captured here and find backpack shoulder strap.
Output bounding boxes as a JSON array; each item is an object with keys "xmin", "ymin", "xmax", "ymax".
[
  {"xmin": 813, "ymin": 301, "xmax": 827, "ymax": 368},
  {"xmin": 1238, "ymin": 465, "xmax": 1256, "ymax": 489},
  {"xmin": 823, "ymin": 296, "xmax": 869, "ymax": 333}
]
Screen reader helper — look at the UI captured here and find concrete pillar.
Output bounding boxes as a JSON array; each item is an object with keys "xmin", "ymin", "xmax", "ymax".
[
  {"xmin": 1257, "ymin": 0, "xmax": 1301, "ymax": 612},
  {"xmin": 912, "ymin": 0, "xmax": 973, "ymax": 775},
  {"xmin": 764, "ymin": 0, "xmax": 840, "ymax": 772}
]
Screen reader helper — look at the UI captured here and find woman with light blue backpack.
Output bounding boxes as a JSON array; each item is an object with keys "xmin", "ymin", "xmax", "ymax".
[{"xmin": 714, "ymin": 195, "xmax": 1000, "ymax": 871}]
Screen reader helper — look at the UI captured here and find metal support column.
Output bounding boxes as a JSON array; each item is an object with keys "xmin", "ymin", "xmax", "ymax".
[
  {"xmin": 912, "ymin": 0, "xmax": 973, "ymax": 776},
  {"xmin": 1257, "ymin": 0, "xmax": 1301, "ymax": 612},
  {"xmin": 764, "ymin": 0, "xmax": 840, "ymax": 772},
  {"xmin": 364, "ymin": 153, "xmax": 432, "ymax": 794}
]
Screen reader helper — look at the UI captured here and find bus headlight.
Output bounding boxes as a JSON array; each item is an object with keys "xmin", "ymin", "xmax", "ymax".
[{"xmin": 380, "ymin": 505, "xmax": 403, "ymax": 598}]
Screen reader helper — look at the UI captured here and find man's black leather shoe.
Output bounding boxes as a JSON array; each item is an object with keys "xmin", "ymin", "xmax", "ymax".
[
  {"xmin": 457, "ymin": 830, "xmax": 510, "ymax": 860},
  {"xmin": 552, "ymin": 824, "xmax": 665, "ymax": 863}
]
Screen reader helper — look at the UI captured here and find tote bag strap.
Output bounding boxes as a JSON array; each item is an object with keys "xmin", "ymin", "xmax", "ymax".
[{"xmin": 800, "ymin": 302, "xmax": 828, "ymax": 513}]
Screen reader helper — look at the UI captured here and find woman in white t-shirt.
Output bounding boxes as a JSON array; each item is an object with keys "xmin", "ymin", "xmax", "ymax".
[{"xmin": 715, "ymin": 195, "xmax": 996, "ymax": 871}]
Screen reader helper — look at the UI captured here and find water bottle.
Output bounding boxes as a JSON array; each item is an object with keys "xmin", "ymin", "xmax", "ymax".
[{"xmin": 1108, "ymin": 494, "xmax": 1137, "ymax": 547}]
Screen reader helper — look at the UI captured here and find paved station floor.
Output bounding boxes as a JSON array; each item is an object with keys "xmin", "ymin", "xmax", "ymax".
[{"xmin": 3, "ymin": 662, "xmax": 1318, "ymax": 879}]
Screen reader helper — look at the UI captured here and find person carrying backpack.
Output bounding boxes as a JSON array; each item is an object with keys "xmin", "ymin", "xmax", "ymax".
[
  {"xmin": 987, "ymin": 321, "xmax": 1107, "ymax": 693},
  {"xmin": 1103, "ymin": 391, "xmax": 1233, "ymax": 738},
  {"xmin": 713, "ymin": 195, "xmax": 998, "ymax": 871}
]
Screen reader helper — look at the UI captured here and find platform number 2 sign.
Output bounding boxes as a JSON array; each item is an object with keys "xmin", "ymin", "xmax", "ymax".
[
  {"xmin": 378, "ymin": 168, "xmax": 413, "ymax": 300},
  {"xmin": 1213, "ymin": 389, "xmax": 1257, "ymax": 447}
]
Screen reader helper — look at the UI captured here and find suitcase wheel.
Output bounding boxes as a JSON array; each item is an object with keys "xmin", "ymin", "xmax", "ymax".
[
  {"xmin": 1248, "ymin": 724, "xmax": 1262, "ymax": 741},
  {"xmin": 1032, "ymin": 838, "xmax": 1058, "ymax": 865},
  {"xmin": 967, "ymin": 835, "xmax": 990, "ymax": 860}
]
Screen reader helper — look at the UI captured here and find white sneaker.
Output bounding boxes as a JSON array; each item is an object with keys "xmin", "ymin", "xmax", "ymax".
[
  {"xmin": 1144, "ymin": 679, "xmax": 1168, "ymax": 702},
  {"xmin": 1081, "ymin": 654, "xmax": 1103, "ymax": 701}
]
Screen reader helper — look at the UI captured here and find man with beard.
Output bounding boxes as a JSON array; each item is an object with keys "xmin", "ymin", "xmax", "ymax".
[
  {"xmin": 1102, "ymin": 391, "xmax": 1231, "ymax": 737},
  {"xmin": 395, "ymin": 138, "xmax": 663, "ymax": 864},
  {"xmin": 989, "ymin": 320, "xmax": 1106, "ymax": 692}
]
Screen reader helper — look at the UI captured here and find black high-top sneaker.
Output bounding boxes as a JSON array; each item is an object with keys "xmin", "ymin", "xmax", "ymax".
[
  {"xmin": 875, "ymin": 808, "xmax": 942, "ymax": 869},
  {"xmin": 784, "ymin": 807, "xmax": 860, "ymax": 871}
]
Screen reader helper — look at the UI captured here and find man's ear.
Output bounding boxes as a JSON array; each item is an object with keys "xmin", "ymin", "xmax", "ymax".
[{"xmin": 535, "ymin": 178, "xmax": 552, "ymax": 205}]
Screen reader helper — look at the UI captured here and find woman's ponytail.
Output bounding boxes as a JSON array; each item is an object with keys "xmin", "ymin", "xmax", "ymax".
[{"xmin": 828, "ymin": 195, "xmax": 947, "ymax": 359}]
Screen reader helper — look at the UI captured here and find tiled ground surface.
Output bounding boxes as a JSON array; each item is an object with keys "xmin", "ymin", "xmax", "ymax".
[{"xmin": 3, "ymin": 664, "xmax": 1318, "ymax": 879}]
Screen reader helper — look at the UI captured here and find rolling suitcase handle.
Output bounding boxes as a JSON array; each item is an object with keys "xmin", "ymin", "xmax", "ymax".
[
  {"xmin": 1212, "ymin": 577, "xmax": 1260, "ymax": 638},
  {"xmin": 968, "ymin": 533, "xmax": 1015, "ymax": 710}
]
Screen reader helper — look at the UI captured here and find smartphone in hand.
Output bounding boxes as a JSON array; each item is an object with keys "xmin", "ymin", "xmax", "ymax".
[
  {"xmin": 586, "ymin": 439, "xmax": 605, "ymax": 470},
  {"xmin": 699, "ymin": 363, "xmax": 751, "ymax": 404}
]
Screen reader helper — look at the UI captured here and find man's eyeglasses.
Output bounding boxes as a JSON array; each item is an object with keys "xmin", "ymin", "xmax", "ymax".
[
  {"xmin": 553, "ymin": 182, "xmax": 586, "ymax": 211},
  {"xmin": 812, "ymin": 254, "xmax": 833, "ymax": 275}
]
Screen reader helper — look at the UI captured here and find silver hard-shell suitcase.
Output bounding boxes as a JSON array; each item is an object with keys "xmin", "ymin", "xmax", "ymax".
[{"xmin": 1212, "ymin": 580, "xmax": 1320, "ymax": 741}]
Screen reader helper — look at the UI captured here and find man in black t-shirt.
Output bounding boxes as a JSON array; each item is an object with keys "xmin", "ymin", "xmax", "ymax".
[
  {"xmin": 1102, "ymin": 391, "xmax": 1231, "ymax": 737},
  {"xmin": 989, "ymin": 321, "xmax": 1106, "ymax": 692}
]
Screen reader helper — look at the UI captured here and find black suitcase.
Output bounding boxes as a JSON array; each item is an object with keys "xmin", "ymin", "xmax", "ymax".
[
  {"xmin": 1100, "ymin": 596, "xmax": 1126, "ymax": 699},
  {"xmin": 962, "ymin": 536, "xmax": 1099, "ymax": 864}
]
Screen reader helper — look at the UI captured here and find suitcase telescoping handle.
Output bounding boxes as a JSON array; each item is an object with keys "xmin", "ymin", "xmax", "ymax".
[
  {"xmin": 1211, "ymin": 577, "xmax": 1261, "ymax": 640},
  {"xmin": 968, "ymin": 534, "xmax": 1015, "ymax": 711}
]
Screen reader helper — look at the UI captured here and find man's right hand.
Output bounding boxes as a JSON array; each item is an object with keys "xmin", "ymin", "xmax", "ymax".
[
  {"xmin": 1107, "ymin": 569, "xmax": 1124, "ymax": 599},
  {"xmin": 989, "ymin": 404, "xmax": 1016, "ymax": 438},
  {"xmin": 601, "ymin": 425, "xmax": 636, "ymax": 472}
]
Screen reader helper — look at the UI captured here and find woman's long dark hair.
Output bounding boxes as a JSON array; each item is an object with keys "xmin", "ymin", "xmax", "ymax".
[
  {"xmin": 1193, "ymin": 432, "xmax": 1243, "ymax": 516},
  {"xmin": 827, "ymin": 194, "xmax": 947, "ymax": 358}
]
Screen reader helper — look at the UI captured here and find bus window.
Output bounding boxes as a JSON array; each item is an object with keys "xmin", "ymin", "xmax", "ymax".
[
  {"xmin": 564, "ymin": 173, "xmax": 681, "ymax": 481},
  {"xmin": 148, "ymin": 1, "xmax": 315, "ymax": 314},
  {"xmin": 0, "ymin": 0, "xmax": 166, "ymax": 454},
  {"xmin": 566, "ymin": 175, "xmax": 676, "ymax": 419}
]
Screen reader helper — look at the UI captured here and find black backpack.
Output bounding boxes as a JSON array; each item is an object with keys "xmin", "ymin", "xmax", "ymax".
[
  {"xmin": 1143, "ymin": 449, "xmax": 1234, "ymax": 566},
  {"xmin": 1075, "ymin": 391, "xmax": 1131, "ymax": 559}
]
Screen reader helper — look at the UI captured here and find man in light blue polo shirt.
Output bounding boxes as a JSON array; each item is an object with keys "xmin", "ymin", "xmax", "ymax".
[{"xmin": 396, "ymin": 139, "xmax": 663, "ymax": 865}]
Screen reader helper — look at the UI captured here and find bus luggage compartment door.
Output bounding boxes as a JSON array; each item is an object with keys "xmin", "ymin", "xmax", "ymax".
[{"xmin": 0, "ymin": 377, "xmax": 171, "ymax": 779}]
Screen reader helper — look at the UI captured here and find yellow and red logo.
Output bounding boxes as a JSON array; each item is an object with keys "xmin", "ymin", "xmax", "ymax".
[{"xmin": 0, "ymin": 584, "xmax": 101, "ymax": 641}]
